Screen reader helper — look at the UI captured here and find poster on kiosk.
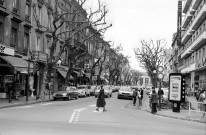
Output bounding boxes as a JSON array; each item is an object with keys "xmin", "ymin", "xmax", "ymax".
[
  {"xmin": 169, "ymin": 74, "xmax": 182, "ymax": 102},
  {"xmin": 169, "ymin": 73, "xmax": 185, "ymax": 112}
]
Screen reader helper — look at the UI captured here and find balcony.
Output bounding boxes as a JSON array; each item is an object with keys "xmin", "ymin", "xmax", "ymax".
[
  {"xmin": 182, "ymin": 27, "xmax": 193, "ymax": 44},
  {"xmin": 191, "ymin": 3, "xmax": 206, "ymax": 30},
  {"xmin": 192, "ymin": 0, "xmax": 203, "ymax": 10},
  {"xmin": 182, "ymin": 9, "xmax": 193, "ymax": 29},
  {"xmin": 183, "ymin": 0, "xmax": 192, "ymax": 13},
  {"xmin": 181, "ymin": 62, "xmax": 196, "ymax": 74},
  {"xmin": 195, "ymin": 56, "xmax": 206, "ymax": 71},
  {"xmin": 191, "ymin": 30, "xmax": 206, "ymax": 51}
]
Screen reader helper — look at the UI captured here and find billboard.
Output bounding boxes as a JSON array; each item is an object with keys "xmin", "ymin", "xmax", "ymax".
[{"xmin": 169, "ymin": 74, "xmax": 182, "ymax": 102}]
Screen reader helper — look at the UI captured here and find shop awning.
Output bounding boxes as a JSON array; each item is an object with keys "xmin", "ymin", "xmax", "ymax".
[
  {"xmin": 15, "ymin": 67, "xmax": 34, "ymax": 74},
  {"xmin": 0, "ymin": 55, "xmax": 33, "ymax": 68},
  {"xmin": 57, "ymin": 68, "xmax": 74, "ymax": 80}
]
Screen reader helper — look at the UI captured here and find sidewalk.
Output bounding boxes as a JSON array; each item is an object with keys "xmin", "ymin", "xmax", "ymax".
[
  {"xmin": 127, "ymin": 95, "xmax": 206, "ymax": 123},
  {"xmin": 0, "ymin": 95, "xmax": 53, "ymax": 109}
]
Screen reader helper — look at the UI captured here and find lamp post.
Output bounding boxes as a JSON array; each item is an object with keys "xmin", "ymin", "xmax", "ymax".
[{"xmin": 153, "ymin": 70, "xmax": 157, "ymax": 88}]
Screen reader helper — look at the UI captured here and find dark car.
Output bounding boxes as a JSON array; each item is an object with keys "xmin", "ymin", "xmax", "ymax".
[{"xmin": 53, "ymin": 86, "xmax": 79, "ymax": 101}]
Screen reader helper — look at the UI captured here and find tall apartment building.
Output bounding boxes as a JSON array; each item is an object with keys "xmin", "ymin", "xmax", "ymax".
[
  {"xmin": 163, "ymin": 48, "xmax": 173, "ymax": 83},
  {"xmin": 178, "ymin": 0, "xmax": 206, "ymax": 95}
]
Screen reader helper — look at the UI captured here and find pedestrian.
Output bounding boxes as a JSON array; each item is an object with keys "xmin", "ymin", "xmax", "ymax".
[
  {"xmin": 96, "ymin": 85, "xmax": 107, "ymax": 111},
  {"xmin": 132, "ymin": 88, "xmax": 138, "ymax": 106},
  {"xmin": 150, "ymin": 87, "xmax": 158, "ymax": 114},
  {"xmin": 138, "ymin": 88, "xmax": 144, "ymax": 106},
  {"xmin": 198, "ymin": 89, "xmax": 206, "ymax": 118}
]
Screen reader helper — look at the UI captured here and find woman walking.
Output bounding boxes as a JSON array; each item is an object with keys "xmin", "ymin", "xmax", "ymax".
[{"xmin": 96, "ymin": 85, "xmax": 107, "ymax": 111}]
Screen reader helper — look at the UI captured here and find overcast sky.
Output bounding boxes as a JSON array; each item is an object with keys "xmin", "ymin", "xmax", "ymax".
[{"xmin": 87, "ymin": 0, "xmax": 178, "ymax": 71}]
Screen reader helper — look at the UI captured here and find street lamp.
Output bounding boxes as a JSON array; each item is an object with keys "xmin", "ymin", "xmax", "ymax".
[{"xmin": 153, "ymin": 70, "xmax": 157, "ymax": 88}]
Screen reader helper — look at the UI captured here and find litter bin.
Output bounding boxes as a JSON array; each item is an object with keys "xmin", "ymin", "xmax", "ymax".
[{"xmin": 172, "ymin": 102, "xmax": 180, "ymax": 112}]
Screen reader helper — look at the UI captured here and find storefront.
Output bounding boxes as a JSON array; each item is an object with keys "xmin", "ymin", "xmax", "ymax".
[{"xmin": 0, "ymin": 55, "xmax": 33, "ymax": 99}]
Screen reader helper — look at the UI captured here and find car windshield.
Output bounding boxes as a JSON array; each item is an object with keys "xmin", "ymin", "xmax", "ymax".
[
  {"xmin": 120, "ymin": 88, "xmax": 132, "ymax": 91},
  {"xmin": 77, "ymin": 86, "xmax": 86, "ymax": 89}
]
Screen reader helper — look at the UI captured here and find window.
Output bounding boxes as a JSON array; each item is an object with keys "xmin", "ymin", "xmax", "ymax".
[
  {"xmin": 23, "ymin": 33, "xmax": 29, "ymax": 52},
  {"xmin": 36, "ymin": 34, "xmax": 41, "ymax": 51},
  {"xmin": 47, "ymin": 12, "xmax": 52, "ymax": 29},
  {"xmin": 37, "ymin": 6, "xmax": 42, "ymax": 25},
  {"xmin": 12, "ymin": 0, "xmax": 19, "ymax": 13},
  {"xmin": 10, "ymin": 28, "xmax": 18, "ymax": 48},
  {"xmin": 0, "ymin": 22, "xmax": 3, "ymax": 43},
  {"xmin": 25, "ymin": 3, "xmax": 31, "ymax": 18},
  {"xmin": 199, "ymin": 50, "xmax": 201, "ymax": 59}
]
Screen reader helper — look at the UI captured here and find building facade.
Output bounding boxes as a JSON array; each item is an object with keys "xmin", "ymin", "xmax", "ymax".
[{"xmin": 178, "ymin": 0, "xmax": 206, "ymax": 95}]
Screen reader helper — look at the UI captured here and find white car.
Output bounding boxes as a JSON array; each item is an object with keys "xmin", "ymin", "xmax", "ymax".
[
  {"xmin": 94, "ymin": 85, "xmax": 112, "ymax": 98},
  {"xmin": 117, "ymin": 87, "xmax": 133, "ymax": 99},
  {"xmin": 76, "ymin": 85, "xmax": 90, "ymax": 97}
]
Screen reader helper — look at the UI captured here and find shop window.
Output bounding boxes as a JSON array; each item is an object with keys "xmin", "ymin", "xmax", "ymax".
[
  {"xmin": 10, "ymin": 27, "xmax": 18, "ymax": 48},
  {"xmin": 0, "ymin": 22, "xmax": 4, "ymax": 43}
]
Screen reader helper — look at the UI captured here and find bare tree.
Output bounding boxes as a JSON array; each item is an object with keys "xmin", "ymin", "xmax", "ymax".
[
  {"xmin": 134, "ymin": 39, "xmax": 166, "ymax": 86},
  {"xmin": 33, "ymin": 0, "xmax": 112, "ymax": 91}
]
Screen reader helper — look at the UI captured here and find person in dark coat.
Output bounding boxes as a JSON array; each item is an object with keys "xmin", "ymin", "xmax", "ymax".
[
  {"xmin": 138, "ymin": 88, "xmax": 144, "ymax": 106},
  {"xmin": 96, "ymin": 85, "xmax": 106, "ymax": 111},
  {"xmin": 132, "ymin": 88, "xmax": 138, "ymax": 106},
  {"xmin": 150, "ymin": 87, "xmax": 158, "ymax": 114}
]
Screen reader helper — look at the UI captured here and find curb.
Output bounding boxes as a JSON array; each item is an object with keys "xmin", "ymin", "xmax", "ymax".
[
  {"xmin": 0, "ymin": 99, "xmax": 53, "ymax": 109},
  {"xmin": 144, "ymin": 109, "xmax": 206, "ymax": 124}
]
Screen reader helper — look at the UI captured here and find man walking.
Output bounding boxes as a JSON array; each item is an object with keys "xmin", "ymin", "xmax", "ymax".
[
  {"xmin": 133, "ymin": 88, "xmax": 138, "ymax": 106},
  {"xmin": 150, "ymin": 87, "xmax": 158, "ymax": 114},
  {"xmin": 138, "ymin": 88, "xmax": 144, "ymax": 106}
]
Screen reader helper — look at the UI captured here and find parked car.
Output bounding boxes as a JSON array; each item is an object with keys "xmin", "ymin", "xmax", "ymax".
[
  {"xmin": 76, "ymin": 85, "xmax": 90, "ymax": 97},
  {"xmin": 117, "ymin": 87, "xmax": 133, "ymax": 99},
  {"xmin": 113, "ymin": 86, "xmax": 120, "ymax": 92},
  {"xmin": 53, "ymin": 86, "xmax": 78, "ymax": 101},
  {"xmin": 88, "ymin": 85, "xmax": 96, "ymax": 96},
  {"xmin": 94, "ymin": 85, "xmax": 112, "ymax": 98},
  {"xmin": 104, "ymin": 86, "xmax": 113, "ymax": 97},
  {"xmin": 94, "ymin": 86, "xmax": 101, "ymax": 98}
]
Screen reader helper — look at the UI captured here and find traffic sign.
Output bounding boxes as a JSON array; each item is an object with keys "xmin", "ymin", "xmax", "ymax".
[
  {"xmin": 158, "ymin": 66, "xmax": 164, "ymax": 73},
  {"xmin": 158, "ymin": 73, "xmax": 164, "ymax": 79}
]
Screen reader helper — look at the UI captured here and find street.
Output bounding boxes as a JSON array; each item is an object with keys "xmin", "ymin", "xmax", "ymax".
[{"xmin": 0, "ymin": 92, "xmax": 205, "ymax": 135}]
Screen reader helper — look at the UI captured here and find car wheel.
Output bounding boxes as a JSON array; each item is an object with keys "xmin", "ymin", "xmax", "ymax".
[
  {"xmin": 76, "ymin": 96, "xmax": 78, "ymax": 100},
  {"xmin": 110, "ymin": 94, "xmax": 112, "ymax": 97},
  {"xmin": 54, "ymin": 98, "xmax": 57, "ymax": 101},
  {"xmin": 117, "ymin": 96, "xmax": 120, "ymax": 99}
]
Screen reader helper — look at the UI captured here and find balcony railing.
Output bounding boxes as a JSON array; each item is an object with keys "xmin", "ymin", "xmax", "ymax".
[{"xmin": 196, "ymin": 56, "xmax": 206, "ymax": 69}]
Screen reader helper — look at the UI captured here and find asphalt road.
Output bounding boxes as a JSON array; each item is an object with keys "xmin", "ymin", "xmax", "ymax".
[{"xmin": 0, "ymin": 92, "xmax": 205, "ymax": 135}]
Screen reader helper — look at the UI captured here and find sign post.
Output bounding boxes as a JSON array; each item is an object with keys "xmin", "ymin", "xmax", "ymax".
[
  {"xmin": 157, "ymin": 66, "xmax": 164, "ymax": 111},
  {"xmin": 169, "ymin": 73, "xmax": 185, "ymax": 112}
]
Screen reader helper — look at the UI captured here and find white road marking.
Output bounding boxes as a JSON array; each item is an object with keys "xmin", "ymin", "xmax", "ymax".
[
  {"xmin": 16, "ymin": 106, "xmax": 34, "ymax": 109},
  {"xmin": 69, "ymin": 111, "xmax": 76, "ymax": 123},
  {"xmin": 89, "ymin": 104, "xmax": 96, "ymax": 107},
  {"xmin": 40, "ymin": 103, "xmax": 53, "ymax": 106},
  {"xmin": 69, "ymin": 108, "xmax": 87, "ymax": 123}
]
